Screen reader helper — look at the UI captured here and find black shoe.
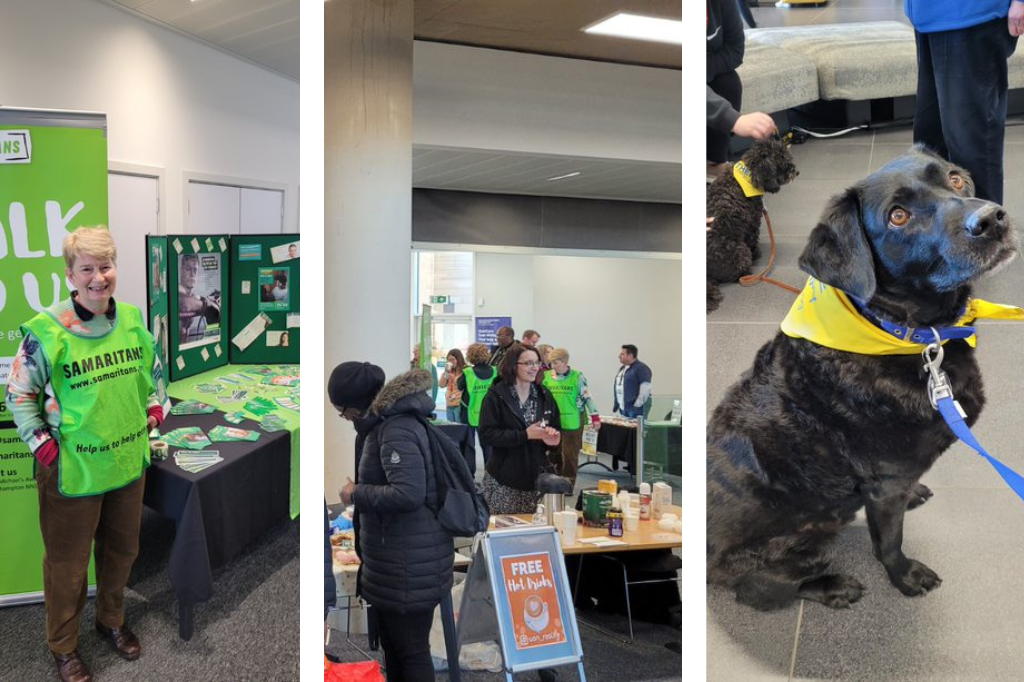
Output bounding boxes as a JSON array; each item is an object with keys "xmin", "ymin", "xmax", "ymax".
[
  {"xmin": 52, "ymin": 650, "xmax": 92, "ymax": 682},
  {"xmin": 96, "ymin": 622, "xmax": 141, "ymax": 661},
  {"xmin": 537, "ymin": 668, "xmax": 559, "ymax": 682}
]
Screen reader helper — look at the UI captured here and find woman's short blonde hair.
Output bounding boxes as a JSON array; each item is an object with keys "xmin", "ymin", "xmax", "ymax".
[
  {"xmin": 466, "ymin": 342, "xmax": 490, "ymax": 365},
  {"xmin": 536, "ymin": 344, "xmax": 553, "ymax": 362},
  {"xmin": 548, "ymin": 347, "xmax": 569, "ymax": 364},
  {"xmin": 63, "ymin": 226, "xmax": 117, "ymax": 270}
]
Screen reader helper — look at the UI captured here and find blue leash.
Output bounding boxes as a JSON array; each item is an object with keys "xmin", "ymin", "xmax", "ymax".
[{"xmin": 922, "ymin": 336, "xmax": 1024, "ymax": 502}]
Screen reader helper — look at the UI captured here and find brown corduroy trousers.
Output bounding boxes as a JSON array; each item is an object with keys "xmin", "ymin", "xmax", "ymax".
[{"xmin": 36, "ymin": 464, "xmax": 145, "ymax": 655}]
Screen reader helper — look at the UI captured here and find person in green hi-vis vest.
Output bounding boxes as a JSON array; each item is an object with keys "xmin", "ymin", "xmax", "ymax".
[
  {"xmin": 541, "ymin": 347, "xmax": 600, "ymax": 488},
  {"xmin": 457, "ymin": 342, "xmax": 497, "ymax": 475},
  {"xmin": 4, "ymin": 228, "xmax": 168, "ymax": 682}
]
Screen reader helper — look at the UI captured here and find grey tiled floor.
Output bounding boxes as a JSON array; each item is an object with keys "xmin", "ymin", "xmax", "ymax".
[{"xmin": 707, "ymin": 129, "xmax": 1024, "ymax": 679}]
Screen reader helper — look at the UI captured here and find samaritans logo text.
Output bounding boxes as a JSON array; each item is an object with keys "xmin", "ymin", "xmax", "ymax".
[
  {"xmin": 62, "ymin": 345, "xmax": 144, "ymax": 387},
  {"xmin": 0, "ymin": 131, "xmax": 31, "ymax": 164}
]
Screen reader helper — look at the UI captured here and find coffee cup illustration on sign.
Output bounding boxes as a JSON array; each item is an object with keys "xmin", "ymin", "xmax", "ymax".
[{"xmin": 523, "ymin": 595, "xmax": 550, "ymax": 633}]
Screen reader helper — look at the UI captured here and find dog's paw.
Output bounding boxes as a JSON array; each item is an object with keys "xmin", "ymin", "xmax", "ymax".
[
  {"xmin": 889, "ymin": 559, "xmax": 942, "ymax": 596},
  {"xmin": 734, "ymin": 575, "xmax": 798, "ymax": 611},
  {"xmin": 906, "ymin": 482, "xmax": 934, "ymax": 511},
  {"xmin": 798, "ymin": 574, "xmax": 865, "ymax": 609}
]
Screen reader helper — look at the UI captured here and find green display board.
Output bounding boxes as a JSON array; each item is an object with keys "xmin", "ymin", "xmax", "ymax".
[
  {"xmin": 228, "ymin": 234, "xmax": 300, "ymax": 364},
  {"xmin": 146, "ymin": 236, "xmax": 170, "ymax": 372},
  {"xmin": 0, "ymin": 108, "xmax": 108, "ymax": 604},
  {"xmin": 167, "ymin": 235, "xmax": 230, "ymax": 381}
]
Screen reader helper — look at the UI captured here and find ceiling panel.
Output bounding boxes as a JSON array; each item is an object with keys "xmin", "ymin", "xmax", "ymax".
[{"xmin": 413, "ymin": 146, "xmax": 681, "ymax": 203}]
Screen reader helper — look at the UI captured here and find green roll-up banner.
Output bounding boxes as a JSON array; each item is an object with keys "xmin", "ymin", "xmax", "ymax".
[{"xmin": 0, "ymin": 107, "xmax": 108, "ymax": 604}]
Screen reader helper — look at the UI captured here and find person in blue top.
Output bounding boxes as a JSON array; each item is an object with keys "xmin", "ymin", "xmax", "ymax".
[{"xmin": 906, "ymin": 0, "xmax": 1022, "ymax": 203}]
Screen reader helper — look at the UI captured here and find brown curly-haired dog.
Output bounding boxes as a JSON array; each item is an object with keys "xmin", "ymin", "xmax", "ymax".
[{"xmin": 706, "ymin": 137, "xmax": 798, "ymax": 313}]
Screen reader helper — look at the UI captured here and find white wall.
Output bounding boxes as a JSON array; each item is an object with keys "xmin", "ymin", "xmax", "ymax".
[
  {"xmin": 474, "ymin": 252, "xmax": 536, "ymax": 327},
  {"xmin": 474, "ymin": 253, "xmax": 682, "ymax": 410},
  {"xmin": 0, "ymin": 0, "xmax": 300, "ymax": 240},
  {"xmin": 413, "ymin": 41, "xmax": 680, "ymax": 164}
]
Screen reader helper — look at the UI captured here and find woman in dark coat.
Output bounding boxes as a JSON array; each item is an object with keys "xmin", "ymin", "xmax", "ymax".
[
  {"xmin": 478, "ymin": 344, "xmax": 562, "ymax": 514},
  {"xmin": 339, "ymin": 369, "xmax": 453, "ymax": 681}
]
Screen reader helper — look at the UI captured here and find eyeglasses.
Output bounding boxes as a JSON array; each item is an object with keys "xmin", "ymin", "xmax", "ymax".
[{"xmin": 517, "ymin": 361, "xmax": 541, "ymax": 367}]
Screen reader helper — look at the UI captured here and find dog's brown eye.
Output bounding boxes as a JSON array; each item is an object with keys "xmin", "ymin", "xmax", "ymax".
[
  {"xmin": 888, "ymin": 207, "xmax": 911, "ymax": 227},
  {"xmin": 950, "ymin": 173, "xmax": 965, "ymax": 190}
]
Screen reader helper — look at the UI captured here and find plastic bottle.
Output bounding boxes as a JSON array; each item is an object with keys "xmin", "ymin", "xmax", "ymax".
[
  {"xmin": 639, "ymin": 482, "xmax": 652, "ymax": 521},
  {"xmin": 607, "ymin": 506, "xmax": 624, "ymax": 537}
]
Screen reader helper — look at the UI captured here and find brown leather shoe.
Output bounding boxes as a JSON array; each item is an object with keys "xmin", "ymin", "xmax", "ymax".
[
  {"xmin": 95, "ymin": 622, "xmax": 141, "ymax": 661},
  {"xmin": 52, "ymin": 650, "xmax": 92, "ymax": 682}
]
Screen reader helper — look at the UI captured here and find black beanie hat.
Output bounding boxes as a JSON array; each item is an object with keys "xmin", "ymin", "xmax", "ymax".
[{"xmin": 327, "ymin": 361, "xmax": 385, "ymax": 410}]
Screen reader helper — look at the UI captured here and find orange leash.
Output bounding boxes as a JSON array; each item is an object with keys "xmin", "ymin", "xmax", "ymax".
[{"xmin": 739, "ymin": 208, "xmax": 801, "ymax": 295}]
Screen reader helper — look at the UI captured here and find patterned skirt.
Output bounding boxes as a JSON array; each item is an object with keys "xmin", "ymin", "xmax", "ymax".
[{"xmin": 481, "ymin": 473, "xmax": 538, "ymax": 515}]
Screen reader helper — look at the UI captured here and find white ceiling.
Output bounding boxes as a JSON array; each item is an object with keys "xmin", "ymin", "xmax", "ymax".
[
  {"xmin": 98, "ymin": 0, "xmax": 300, "ymax": 82},
  {"xmin": 414, "ymin": 147, "xmax": 681, "ymax": 203},
  {"xmin": 99, "ymin": 0, "xmax": 680, "ymax": 204}
]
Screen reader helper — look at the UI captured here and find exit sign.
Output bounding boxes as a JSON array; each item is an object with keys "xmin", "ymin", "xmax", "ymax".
[{"xmin": 430, "ymin": 295, "xmax": 449, "ymax": 304}]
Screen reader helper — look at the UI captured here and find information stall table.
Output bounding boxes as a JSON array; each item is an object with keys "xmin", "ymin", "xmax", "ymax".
[
  {"xmin": 494, "ymin": 506, "xmax": 683, "ymax": 642},
  {"xmin": 146, "ymin": 364, "xmax": 300, "ymax": 640},
  {"xmin": 143, "ymin": 409, "xmax": 291, "ymax": 640},
  {"xmin": 595, "ymin": 419, "xmax": 638, "ymax": 474}
]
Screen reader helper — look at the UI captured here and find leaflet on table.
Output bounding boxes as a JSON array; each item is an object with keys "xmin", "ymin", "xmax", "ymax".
[
  {"xmin": 208, "ymin": 425, "xmax": 260, "ymax": 442},
  {"xmin": 161, "ymin": 427, "xmax": 213, "ymax": 450},
  {"xmin": 231, "ymin": 313, "xmax": 273, "ymax": 351},
  {"xmin": 169, "ymin": 400, "xmax": 218, "ymax": 415},
  {"xmin": 224, "ymin": 411, "xmax": 248, "ymax": 424},
  {"xmin": 261, "ymin": 414, "xmax": 288, "ymax": 432},
  {"xmin": 174, "ymin": 449, "xmax": 223, "ymax": 473},
  {"xmin": 262, "ymin": 374, "xmax": 300, "ymax": 387}
]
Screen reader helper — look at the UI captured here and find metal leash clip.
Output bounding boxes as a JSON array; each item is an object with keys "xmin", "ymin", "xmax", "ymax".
[{"xmin": 921, "ymin": 328, "xmax": 953, "ymax": 410}]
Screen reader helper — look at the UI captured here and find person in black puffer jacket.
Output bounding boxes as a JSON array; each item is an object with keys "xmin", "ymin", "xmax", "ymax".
[
  {"xmin": 339, "ymin": 369, "xmax": 453, "ymax": 682},
  {"xmin": 478, "ymin": 344, "xmax": 562, "ymax": 515}
]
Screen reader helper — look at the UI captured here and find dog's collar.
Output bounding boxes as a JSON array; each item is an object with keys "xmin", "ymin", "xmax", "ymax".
[
  {"xmin": 780, "ymin": 277, "xmax": 1024, "ymax": 355},
  {"xmin": 733, "ymin": 161, "xmax": 764, "ymax": 198}
]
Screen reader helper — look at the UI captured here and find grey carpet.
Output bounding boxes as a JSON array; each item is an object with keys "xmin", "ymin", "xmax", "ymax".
[{"xmin": 0, "ymin": 507, "xmax": 299, "ymax": 680}]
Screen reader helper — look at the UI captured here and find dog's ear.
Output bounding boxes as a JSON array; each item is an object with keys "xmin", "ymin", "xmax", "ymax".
[{"xmin": 798, "ymin": 188, "xmax": 877, "ymax": 300}]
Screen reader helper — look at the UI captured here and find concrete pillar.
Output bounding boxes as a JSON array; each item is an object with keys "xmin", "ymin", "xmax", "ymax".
[{"xmin": 324, "ymin": 0, "xmax": 413, "ymax": 497}]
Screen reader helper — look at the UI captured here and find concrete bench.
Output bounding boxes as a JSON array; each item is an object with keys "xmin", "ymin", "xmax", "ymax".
[
  {"xmin": 744, "ymin": 21, "xmax": 918, "ymax": 102},
  {"xmin": 735, "ymin": 41, "xmax": 819, "ymax": 115}
]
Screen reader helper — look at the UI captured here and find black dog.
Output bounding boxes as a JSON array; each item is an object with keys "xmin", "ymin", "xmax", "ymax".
[
  {"xmin": 706, "ymin": 137, "xmax": 798, "ymax": 313},
  {"xmin": 707, "ymin": 146, "xmax": 1019, "ymax": 611}
]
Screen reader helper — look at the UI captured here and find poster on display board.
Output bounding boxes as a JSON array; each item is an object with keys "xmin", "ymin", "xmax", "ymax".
[
  {"xmin": 476, "ymin": 316, "xmax": 512, "ymax": 346},
  {"xmin": 457, "ymin": 527, "xmax": 585, "ymax": 678},
  {"xmin": 228, "ymin": 234, "xmax": 299, "ymax": 364},
  {"xmin": 167, "ymin": 235, "xmax": 230, "ymax": 381},
  {"xmin": 0, "ymin": 107, "xmax": 108, "ymax": 603}
]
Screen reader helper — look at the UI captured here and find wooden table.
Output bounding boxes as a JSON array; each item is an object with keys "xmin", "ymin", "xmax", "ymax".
[{"xmin": 492, "ymin": 506, "xmax": 682, "ymax": 642}]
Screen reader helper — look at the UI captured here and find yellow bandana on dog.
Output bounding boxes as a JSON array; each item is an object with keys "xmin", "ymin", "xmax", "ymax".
[
  {"xmin": 781, "ymin": 277, "xmax": 1024, "ymax": 355},
  {"xmin": 732, "ymin": 161, "xmax": 764, "ymax": 198}
]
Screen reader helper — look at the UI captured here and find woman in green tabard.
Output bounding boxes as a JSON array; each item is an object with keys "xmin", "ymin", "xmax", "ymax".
[
  {"xmin": 541, "ymin": 347, "xmax": 600, "ymax": 489},
  {"xmin": 4, "ymin": 227, "xmax": 167, "ymax": 682}
]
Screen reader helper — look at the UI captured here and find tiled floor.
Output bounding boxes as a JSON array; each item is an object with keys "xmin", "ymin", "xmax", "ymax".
[{"xmin": 708, "ymin": 7, "xmax": 1024, "ymax": 677}]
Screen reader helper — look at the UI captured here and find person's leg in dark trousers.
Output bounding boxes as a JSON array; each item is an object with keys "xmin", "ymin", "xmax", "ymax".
[
  {"xmin": 915, "ymin": 20, "xmax": 1018, "ymax": 203},
  {"xmin": 375, "ymin": 608, "xmax": 435, "ymax": 681},
  {"xmin": 912, "ymin": 29, "xmax": 949, "ymax": 159},
  {"xmin": 707, "ymin": 69, "xmax": 743, "ymax": 163},
  {"xmin": 37, "ymin": 464, "xmax": 102, "ymax": 655},
  {"xmin": 93, "ymin": 472, "xmax": 146, "ymax": 631}
]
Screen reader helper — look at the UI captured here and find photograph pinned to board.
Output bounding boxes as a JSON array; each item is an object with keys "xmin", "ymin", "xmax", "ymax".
[
  {"xmin": 178, "ymin": 252, "xmax": 223, "ymax": 349},
  {"xmin": 270, "ymin": 240, "xmax": 299, "ymax": 263},
  {"xmin": 286, "ymin": 313, "xmax": 300, "ymax": 328},
  {"xmin": 258, "ymin": 267, "xmax": 290, "ymax": 310},
  {"xmin": 266, "ymin": 330, "xmax": 291, "ymax": 347},
  {"xmin": 150, "ymin": 243, "xmax": 165, "ymax": 300}
]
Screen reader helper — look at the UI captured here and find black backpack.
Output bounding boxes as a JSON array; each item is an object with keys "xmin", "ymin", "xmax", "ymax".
[{"xmin": 410, "ymin": 415, "xmax": 490, "ymax": 537}]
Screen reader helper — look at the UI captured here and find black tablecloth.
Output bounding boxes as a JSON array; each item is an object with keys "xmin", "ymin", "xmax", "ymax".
[
  {"xmin": 142, "ymin": 409, "xmax": 290, "ymax": 638},
  {"xmin": 597, "ymin": 422, "xmax": 638, "ymax": 474}
]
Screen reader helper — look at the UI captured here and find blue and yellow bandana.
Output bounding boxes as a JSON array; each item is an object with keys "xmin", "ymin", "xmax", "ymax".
[
  {"xmin": 732, "ymin": 161, "xmax": 764, "ymax": 198},
  {"xmin": 781, "ymin": 277, "xmax": 1024, "ymax": 355}
]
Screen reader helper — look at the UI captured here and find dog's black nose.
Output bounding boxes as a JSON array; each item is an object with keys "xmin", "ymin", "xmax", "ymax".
[{"xmin": 965, "ymin": 206, "xmax": 1007, "ymax": 237}]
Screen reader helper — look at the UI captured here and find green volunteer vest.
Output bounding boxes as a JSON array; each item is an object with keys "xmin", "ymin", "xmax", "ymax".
[
  {"xmin": 542, "ymin": 369, "xmax": 582, "ymax": 430},
  {"xmin": 23, "ymin": 302, "xmax": 155, "ymax": 497},
  {"xmin": 463, "ymin": 367, "xmax": 497, "ymax": 427}
]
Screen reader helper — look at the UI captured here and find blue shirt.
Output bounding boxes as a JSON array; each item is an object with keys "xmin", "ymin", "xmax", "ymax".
[{"xmin": 905, "ymin": 0, "xmax": 1009, "ymax": 34}]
